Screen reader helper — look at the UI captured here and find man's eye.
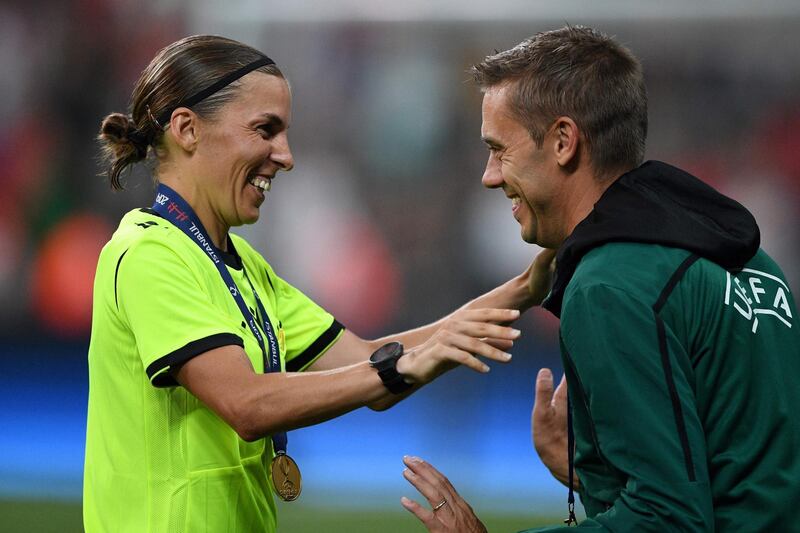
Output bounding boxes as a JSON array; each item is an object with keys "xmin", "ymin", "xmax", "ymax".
[{"xmin": 257, "ymin": 125, "xmax": 275, "ymax": 138}]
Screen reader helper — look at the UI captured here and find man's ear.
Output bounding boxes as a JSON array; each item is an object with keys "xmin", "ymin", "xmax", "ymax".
[
  {"xmin": 551, "ymin": 116, "xmax": 580, "ymax": 168},
  {"xmin": 165, "ymin": 107, "xmax": 199, "ymax": 153}
]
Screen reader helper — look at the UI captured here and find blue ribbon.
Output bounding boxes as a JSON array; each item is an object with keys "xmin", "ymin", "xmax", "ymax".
[{"xmin": 151, "ymin": 183, "xmax": 287, "ymax": 453}]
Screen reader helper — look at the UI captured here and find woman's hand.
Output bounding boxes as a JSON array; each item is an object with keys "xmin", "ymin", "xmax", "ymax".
[
  {"xmin": 526, "ymin": 248, "xmax": 557, "ymax": 306},
  {"xmin": 395, "ymin": 308, "xmax": 521, "ymax": 385},
  {"xmin": 401, "ymin": 456, "xmax": 487, "ymax": 533}
]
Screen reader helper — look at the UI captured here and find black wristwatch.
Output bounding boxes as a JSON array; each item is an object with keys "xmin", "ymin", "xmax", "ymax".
[{"xmin": 369, "ymin": 341, "xmax": 412, "ymax": 394}]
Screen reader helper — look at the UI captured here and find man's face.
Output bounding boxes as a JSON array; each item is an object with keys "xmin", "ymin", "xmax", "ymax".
[{"xmin": 480, "ymin": 84, "xmax": 563, "ymax": 247}]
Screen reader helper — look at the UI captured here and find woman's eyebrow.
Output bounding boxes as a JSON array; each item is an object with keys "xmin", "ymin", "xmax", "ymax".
[{"xmin": 255, "ymin": 113, "xmax": 286, "ymax": 130}]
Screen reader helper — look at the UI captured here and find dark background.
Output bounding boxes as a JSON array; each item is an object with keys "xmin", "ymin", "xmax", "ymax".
[{"xmin": 1, "ymin": 1, "xmax": 799, "ymax": 531}]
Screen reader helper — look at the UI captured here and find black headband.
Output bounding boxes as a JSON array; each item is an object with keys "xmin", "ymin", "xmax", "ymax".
[{"xmin": 156, "ymin": 55, "xmax": 275, "ymax": 128}]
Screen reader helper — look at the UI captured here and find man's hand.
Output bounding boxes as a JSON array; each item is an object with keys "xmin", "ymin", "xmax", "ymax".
[
  {"xmin": 400, "ymin": 456, "xmax": 487, "ymax": 533},
  {"xmin": 532, "ymin": 368, "xmax": 580, "ymax": 489},
  {"xmin": 395, "ymin": 308, "xmax": 520, "ymax": 385},
  {"xmin": 527, "ymin": 248, "xmax": 557, "ymax": 306}
]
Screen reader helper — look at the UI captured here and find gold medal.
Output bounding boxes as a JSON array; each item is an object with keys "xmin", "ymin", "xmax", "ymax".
[
  {"xmin": 270, "ymin": 452, "xmax": 302, "ymax": 501},
  {"xmin": 278, "ymin": 327, "xmax": 286, "ymax": 355}
]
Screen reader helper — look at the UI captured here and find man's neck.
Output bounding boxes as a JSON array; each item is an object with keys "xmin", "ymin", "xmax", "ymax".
[{"xmin": 560, "ymin": 168, "xmax": 622, "ymax": 244}]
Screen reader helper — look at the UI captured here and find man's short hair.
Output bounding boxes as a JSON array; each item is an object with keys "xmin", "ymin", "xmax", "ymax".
[{"xmin": 471, "ymin": 25, "xmax": 648, "ymax": 177}]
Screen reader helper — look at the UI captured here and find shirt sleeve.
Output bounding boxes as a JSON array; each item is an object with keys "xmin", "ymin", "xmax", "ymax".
[
  {"xmin": 526, "ymin": 283, "xmax": 714, "ymax": 532},
  {"xmin": 116, "ymin": 238, "xmax": 244, "ymax": 387},
  {"xmin": 262, "ymin": 265, "xmax": 344, "ymax": 372}
]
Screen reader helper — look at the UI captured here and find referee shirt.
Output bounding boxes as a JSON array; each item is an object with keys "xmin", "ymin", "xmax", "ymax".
[{"xmin": 84, "ymin": 208, "xmax": 344, "ymax": 533}]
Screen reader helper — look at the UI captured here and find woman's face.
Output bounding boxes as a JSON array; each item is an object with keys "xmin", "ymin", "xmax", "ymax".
[{"xmin": 195, "ymin": 71, "xmax": 294, "ymax": 227}]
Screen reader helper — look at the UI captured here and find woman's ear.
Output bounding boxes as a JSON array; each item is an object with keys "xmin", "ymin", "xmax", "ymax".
[{"xmin": 165, "ymin": 107, "xmax": 199, "ymax": 153}]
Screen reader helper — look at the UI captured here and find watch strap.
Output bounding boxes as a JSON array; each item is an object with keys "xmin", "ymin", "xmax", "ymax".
[
  {"xmin": 369, "ymin": 342, "xmax": 412, "ymax": 394},
  {"xmin": 378, "ymin": 365, "xmax": 412, "ymax": 394}
]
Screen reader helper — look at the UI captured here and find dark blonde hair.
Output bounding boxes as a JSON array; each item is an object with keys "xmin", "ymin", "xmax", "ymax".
[
  {"xmin": 471, "ymin": 26, "xmax": 648, "ymax": 177},
  {"xmin": 98, "ymin": 35, "xmax": 284, "ymax": 190}
]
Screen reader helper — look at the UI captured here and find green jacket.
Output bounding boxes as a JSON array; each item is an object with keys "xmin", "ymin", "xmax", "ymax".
[{"xmin": 528, "ymin": 162, "xmax": 800, "ymax": 531}]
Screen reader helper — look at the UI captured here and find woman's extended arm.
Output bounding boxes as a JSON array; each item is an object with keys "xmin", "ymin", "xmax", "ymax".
[
  {"xmin": 311, "ymin": 248, "xmax": 557, "ymax": 373},
  {"xmin": 175, "ymin": 308, "xmax": 520, "ymax": 441}
]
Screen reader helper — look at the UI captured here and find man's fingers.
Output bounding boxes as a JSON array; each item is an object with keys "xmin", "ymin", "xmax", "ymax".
[
  {"xmin": 400, "ymin": 496, "xmax": 437, "ymax": 529},
  {"xmin": 553, "ymin": 373, "xmax": 568, "ymax": 409},
  {"xmin": 533, "ymin": 368, "xmax": 555, "ymax": 437},
  {"xmin": 535, "ymin": 368, "xmax": 555, "ymax": 411}
]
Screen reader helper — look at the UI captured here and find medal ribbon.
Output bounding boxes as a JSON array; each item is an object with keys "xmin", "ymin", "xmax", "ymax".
[{"xmin": 151, "ymin": 183, "xmax": 288, "ymax": 454}]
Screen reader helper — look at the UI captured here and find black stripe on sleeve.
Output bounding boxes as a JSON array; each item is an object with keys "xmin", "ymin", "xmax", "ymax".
[
  {"xmin": 654, "ymin": 313, "xmax": 696, "ymax": 481},
  {"xmin": 114, "ymin": 249, "xmax": 129, "ymax": 311},
  {"xmin": 560, "ymin": 337, "xmax": 614, "ymax": 472},
  {"xmin": 651, "ymin": 252, "xmax": 700, "ymax": 482},
  {"xmin": 286, "ymin": 319, "xmax": 345, "ymax": 372},
  {"xmin": 146, "ymin": 333, "xmax": 244, "ymax": 388},
  {"xmin": 653, "ymin": 254, "xmax": 700, "ymax": 313},
  {"xmin": 263, "ymin": 268, "xmax": 276, "ymax": 292}
]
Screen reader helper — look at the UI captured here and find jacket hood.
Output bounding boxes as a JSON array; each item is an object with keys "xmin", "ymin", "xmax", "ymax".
[{"xmin": 542, "ymin": 160, "xmax": 760, "ymax": 317}]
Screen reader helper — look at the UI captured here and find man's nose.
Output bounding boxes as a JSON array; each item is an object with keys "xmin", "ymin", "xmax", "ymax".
[{"xmin": 481, "ymin": 155, "xmax": 502, "ymax": 189}]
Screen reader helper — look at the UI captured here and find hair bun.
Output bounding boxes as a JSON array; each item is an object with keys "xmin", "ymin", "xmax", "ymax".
[
  {"xmin": 97, "ymin": 112, "xmax": 150, "ymax": 190},
  {"xmin": 99, "ymin": 113, "xmax": 149, "ymax": 157}
]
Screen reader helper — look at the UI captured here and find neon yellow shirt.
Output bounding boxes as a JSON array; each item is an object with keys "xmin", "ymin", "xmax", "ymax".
[{"xmin": 84, "ymin": 208, "xmax": 343, "ymax": 532}]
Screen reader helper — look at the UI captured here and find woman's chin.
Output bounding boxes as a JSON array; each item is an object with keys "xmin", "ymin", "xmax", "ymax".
[
  {"xmin": 227, "ymin": 207, "xmax": 261, "ymax": 228},
  {"xmin": 241, "ymin": 208, "xmax": 261, "ymax": 225}
]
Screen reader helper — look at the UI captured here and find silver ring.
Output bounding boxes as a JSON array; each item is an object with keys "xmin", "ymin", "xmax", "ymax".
[{"xmin": 432, "ymin": 498, "xmax": 447, "ymax": 511}]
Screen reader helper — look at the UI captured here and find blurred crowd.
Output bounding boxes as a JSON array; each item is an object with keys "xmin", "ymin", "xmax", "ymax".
[{"xmin": 1, "ymin": 0, "xmax": 798, "ymax": 346}]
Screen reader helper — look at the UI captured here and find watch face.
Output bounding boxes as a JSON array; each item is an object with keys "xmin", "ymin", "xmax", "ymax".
[
  {"xmin": 371, "ymin": 341, "xmax": 403, "ymax": 364},
  {"xmin": 369, "ymin": 341, "xmax": 411, "ymax": 394}
]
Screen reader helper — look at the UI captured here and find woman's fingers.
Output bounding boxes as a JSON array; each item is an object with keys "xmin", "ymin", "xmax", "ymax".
[
  {"xmin": 403, "ymin": 468, "xmax": 452, "ymax": 511},
  {"xmin": 441, "ymin": 348, "xmax": 489, "ymax": 373},
  {"xmin": 483, "ymin": 337, "xmax": 514, "ymax": 351},
  {"xmin": 403, "ymin": 308, "xmax": 523, "ymax": 382},
  {"xmin": 405, "ymin": 456, "xmax": 457, "ymax": 499},
  {"xmin": 403, "ymin": 456, "xmax": 456, "ymax": 505},
  {"xmin": 401, "ymin": 457, "xmax": 487, "ymax": 533},
  {"xmin": 455, "ymin": 308, "xmax": 520, "ymax": 324},
  {"xmin": 452, "ymin": 320, "xmax": 521, "ymax": 340},
  {"xmin": 446, "ymin": 331, "xmax": 514, "ymax": 363},
  {"xmin": 425, "ymin": 331, "xmax": 514, "ymax": 373},
  {"xmin": 400, "ymin": 496, "xmax": 437, "ymax": 529}
]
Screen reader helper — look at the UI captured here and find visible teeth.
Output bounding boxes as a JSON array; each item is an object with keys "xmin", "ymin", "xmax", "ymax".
[
  {"xmin": 511, "ymin": 197, "xmax": 521, "ymax": 207},
  {"xmin": 250, "ymin": 176, "xmax": 272, "ymax": 191}
]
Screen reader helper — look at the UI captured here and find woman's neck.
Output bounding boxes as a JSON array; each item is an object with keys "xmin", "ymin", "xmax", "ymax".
[{"xmin": 159, "ymin": 176, "xmax": 229, "ymax": 252}]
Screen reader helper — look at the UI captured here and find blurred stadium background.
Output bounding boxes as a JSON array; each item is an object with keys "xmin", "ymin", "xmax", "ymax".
[{"xmin": 1, "ymin": 1, "xmax": 799, "ymax": 531}]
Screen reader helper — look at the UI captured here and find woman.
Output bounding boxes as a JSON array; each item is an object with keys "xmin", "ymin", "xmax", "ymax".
[{"xmin": 85, "ymin": 35, "xmax": 551, "ymax": 532}]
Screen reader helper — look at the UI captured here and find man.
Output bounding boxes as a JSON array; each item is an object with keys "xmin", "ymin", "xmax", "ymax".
[{"xmin": 401, "ymin": 25, "xmax": 800, "ymax": 532}]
